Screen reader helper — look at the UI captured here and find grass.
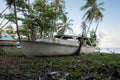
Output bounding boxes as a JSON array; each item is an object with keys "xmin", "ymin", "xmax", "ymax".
[{"xmin": 0, "ymin": 47, "xmax": 120, "ymax": 79}]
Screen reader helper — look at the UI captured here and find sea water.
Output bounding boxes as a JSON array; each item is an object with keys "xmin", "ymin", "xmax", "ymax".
[{"xmin": 98, "ymin": 48, "xmax": 120, "ymax": 54}]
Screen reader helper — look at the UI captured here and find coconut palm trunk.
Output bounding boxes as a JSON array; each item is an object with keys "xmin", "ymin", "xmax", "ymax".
[
  {"xmin": 74, "ymin": 34, "xmax": 84, "ymax": 55},
  {"xmin": 13, "ymin": 0, "xmax": 21, "ymax": 42},
  {"xmin": 0, "ymin": 20, "xmax": 9, "ymax": 31},
  {"xmin": 86, "ymin": 19, "xmax": 92, "ymax": 35},
  {"xmin": 0, "ymin": 19, "xmax": 5, "ymax": 26},
  {"xmin": 0, "ymin": 6, "xmax": 9, "ymax": 15},
  {"xmin": 94, "ymin": 21, "xmax": 99, "ymax": 34},
  {"xmin": 85, "ymin": 20, "xmax": 93, "ymax": 46},
  {"xmin": 85, "ymin": 19, "xmax": 94, "ymax": 46}
]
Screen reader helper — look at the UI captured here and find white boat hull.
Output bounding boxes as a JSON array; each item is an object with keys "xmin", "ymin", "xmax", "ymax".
[{"xmin": 21, "ymin": 39, "xmax": 79, "ymax": 57}]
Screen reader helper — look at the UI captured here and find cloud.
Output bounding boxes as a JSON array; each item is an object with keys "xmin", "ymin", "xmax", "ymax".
[{"xmin": 98, "ymin": 29, "xmax": 120, "ymax": 48}]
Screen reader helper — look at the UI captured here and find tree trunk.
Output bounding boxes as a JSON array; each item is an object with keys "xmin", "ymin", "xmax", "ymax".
[
  {"xmin": 74, "ymin": 34, "xmax": 84, "ymax": 55},
  {"xmin": 86, "ymin": 20, "xmax": 93, "ymax": 35},
  {"xmin": 94, "ymin": 21, "xmax": 99, "ymax": 34},
  {"xmin": 14, "ymin": 0, "xmax": 21, "ymax": 42},
  {"xmin": 0, "ymin": 6, "xmax": 9, "ymax": 15},
  {"xmin": 86, "ymin": 20, "xmax": 94, "ymax": 46},
  {"xmin": 0, "ymin": 20, "xmax": 9, "ymax": 31},
  {"xmin": 31, "ymin": 26, "xmax": 35, "ymax": 41},
  {"xmin": 0, "ymin": 19, "xmax": 5, "ymax": 26},
  {"xmin": 21, "ymin": 10, "xmax": 30, "ymax": 40}
]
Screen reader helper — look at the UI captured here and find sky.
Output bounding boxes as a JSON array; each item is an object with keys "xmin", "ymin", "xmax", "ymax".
[
  {"xmin": 65, "ymin": 0, "xmax": 120, "ymax": 48},
  {"xmin": 0, "ymin": 0, "xmax": 120, "ymax": 48}
]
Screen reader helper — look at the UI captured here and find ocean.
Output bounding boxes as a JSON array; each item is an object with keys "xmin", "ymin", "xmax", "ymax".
[{"xmin": 98, "ymin": 48, "xmax": 120, "ymax": 54}]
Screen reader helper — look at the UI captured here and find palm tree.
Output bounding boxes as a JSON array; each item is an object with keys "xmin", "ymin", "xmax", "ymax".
[
  {"xmin": 57, "ymin": 14, "xmax": 74, "ymax": 36},
  {"xmin": 16, "ymin": 0, "xmax": 31, "ymax": 40},
  {"xmin": 81, "ymin": 21, "xmax": 87, "ymax": 38},
  {"xmin": 13, "ymin": 0, "xmax": 21, "ymax": 42},
  {"xmin": 74, "ymin": 21, "xmax": 87, "ymax": 54},
  {"xmin": 5, "ymin": 0, "xmax": 21, "ymax": 42},
  {"xmin": 94, "ymin": 3, "xmax": 104, "ymax": 33},
  {"xmin": 81, "ymin": 0, "xmax": 104, "ymax": 35}
]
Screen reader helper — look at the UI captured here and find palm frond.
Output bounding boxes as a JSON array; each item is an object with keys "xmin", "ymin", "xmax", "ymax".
[{"xmin": 98, "ymin": 2, "xmax": 104, "ymax": 6}]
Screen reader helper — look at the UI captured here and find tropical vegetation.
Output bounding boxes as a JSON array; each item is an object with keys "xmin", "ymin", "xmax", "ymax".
[
  {"xmin": 0, "ymin": 0, "xmax": 72, "ymax": 41},
  {"xmin": 0, "ymin": 48, "xmax": 120, "ymax": 79},
  {"xmin": 0, "ymin": 0, "xmax": 105, "ymax": 54},
  {"xmin": 1, "ymin": 0, "xmax": 120, "ymax": 80},
  {"xmin": 80, "ymin": 0, "xmax": 104, "ymax": 47}
]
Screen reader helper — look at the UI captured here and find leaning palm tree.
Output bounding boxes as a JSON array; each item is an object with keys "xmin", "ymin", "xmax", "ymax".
[
  {"xmin": 81, "ymin": 0, "xmax": 104, "ymax": 35},
  {"xmin": 94, "ymin": 3, "xmax": 104, "ymax": 33},
  {"xmin": 0, "ymin": 6, "xmax": 9, "ymax": 31},
  {"xmin": 74, "ymin": 21, "xmax": 88, "ymax": 54},
  {"xmin": 5, "ymin": 0, "xmax": 21, "ymax": 42}
]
